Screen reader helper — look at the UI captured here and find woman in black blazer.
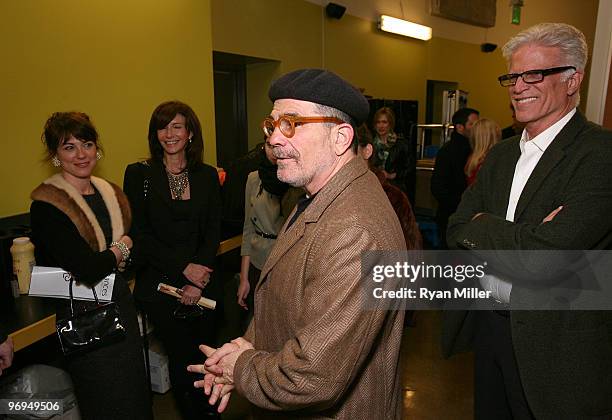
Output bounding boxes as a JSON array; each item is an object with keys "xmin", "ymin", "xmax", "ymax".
[
  {"xmin": 30, "ymin": 112, "xmax": 152, "ymax": 419},
  {"xmin": 123, "ymin": 101, "xmax": 221, "ymax": 419}
]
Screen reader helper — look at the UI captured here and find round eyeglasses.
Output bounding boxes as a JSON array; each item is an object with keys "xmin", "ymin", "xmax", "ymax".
[
  {"xmin": 261, "ymin": 115, "xmax": 345, "ymax": 138},
  {"xmin": 497, "ymin": 66, "xmax": 576, "ymax": 87}
]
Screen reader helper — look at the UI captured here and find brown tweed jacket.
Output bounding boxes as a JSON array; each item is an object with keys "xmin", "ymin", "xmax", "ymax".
[{"xmin": 234, "ymin": 157, "xmax": 407, "ymax": 419}]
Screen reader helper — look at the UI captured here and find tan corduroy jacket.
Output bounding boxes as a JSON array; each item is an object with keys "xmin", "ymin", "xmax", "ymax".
[{"xmin": 234, "ymin": 157, "xmax": 407, "ymax": 419}]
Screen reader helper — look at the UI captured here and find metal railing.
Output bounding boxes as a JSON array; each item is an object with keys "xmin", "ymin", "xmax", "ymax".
[{"xmin": 416, "ymin": 123, "xmax": 454, "ymax": 160}]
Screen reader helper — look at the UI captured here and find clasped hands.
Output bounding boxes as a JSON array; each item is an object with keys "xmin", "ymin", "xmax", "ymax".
[{"xmin": 187, "ymin": 337, "xmax": 254, "ymax": 413}]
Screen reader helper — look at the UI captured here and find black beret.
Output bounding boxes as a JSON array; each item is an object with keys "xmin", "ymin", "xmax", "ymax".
[{"xmin": 269, "ymin": 69, "xmax": 370, "ymax": 125}]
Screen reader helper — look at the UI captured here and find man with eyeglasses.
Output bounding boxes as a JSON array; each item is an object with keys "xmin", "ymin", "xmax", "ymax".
[
  {"xmin": 188, "ymin": 69, "xmax": 407, "ymax": 418},
  {"xmin": 443, "ymin": 23, "xmax": 612, "ymax": 418}
]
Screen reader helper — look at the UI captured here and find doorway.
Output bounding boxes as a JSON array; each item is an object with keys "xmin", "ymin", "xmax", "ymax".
[
  {"xmin": 213, "ymin": 52, "xmax": 249, "ymax": 169},
  {"xmin": 425, "ymin": 80, "xmax": 458, "ymax": 148}
]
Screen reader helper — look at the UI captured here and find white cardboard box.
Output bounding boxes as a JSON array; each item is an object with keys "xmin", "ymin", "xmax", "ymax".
[
  {"xmin": 29, "ymin": 266, "xmax": 114, "ymax": 302},
  {"xmin": 150, "ymin": 361, "xmax": 171, "ymax": 394},
  {"xmin": 147, "ymin": 339, "xmax": 171, "ymax": 393}
]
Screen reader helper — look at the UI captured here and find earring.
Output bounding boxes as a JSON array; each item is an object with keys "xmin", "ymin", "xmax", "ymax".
[
  {"xmin": 188, "ymin": 137, "xmax": 193, "ymax": 144},
  {"xmin": 96, "ymin": 150, "xmax": 103, "ymax": 161},
  {"xmin": 51, "ymin": 156, "xmax": 61, "ymax": 167}
]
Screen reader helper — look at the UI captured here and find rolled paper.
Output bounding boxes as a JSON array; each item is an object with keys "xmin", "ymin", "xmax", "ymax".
[{"xmin": 157, "ymin": 282, "xmax": 216, "ymax": 310}]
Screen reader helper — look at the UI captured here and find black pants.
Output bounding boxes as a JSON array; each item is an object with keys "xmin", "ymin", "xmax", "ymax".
[
  {"xmin": 436, "ymin": 218, "xmax": 449, "ymax": 250},
  {"xmin": 141, "ymin": 297, "xmax": 218, "ymax": 419},
  {"xmin": 474, "ymin": 311, "xmax": 534, "ymax": 420}
]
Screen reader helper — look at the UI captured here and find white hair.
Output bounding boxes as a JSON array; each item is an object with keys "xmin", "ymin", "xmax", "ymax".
[{"xmin": 502, "ymin": 23, "xmax": 588, "ymax": 71}]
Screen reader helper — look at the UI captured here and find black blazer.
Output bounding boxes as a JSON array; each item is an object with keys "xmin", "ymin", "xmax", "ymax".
[
  {"xmin": 123, "ymin": 160, "xmax": 221, "ymax": 301},
  {"xmin": 444, "ymin": 111, "xmax": 612, "ymax": 418}
]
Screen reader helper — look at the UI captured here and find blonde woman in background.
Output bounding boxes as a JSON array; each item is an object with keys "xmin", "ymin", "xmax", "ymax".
[
  {"xmin": 464, "ymin": 118, "xmax": 501, "ymax": 186},
  {"xmin": 372, "ymin": 107, "xmax": 412, "ymax": 195}
]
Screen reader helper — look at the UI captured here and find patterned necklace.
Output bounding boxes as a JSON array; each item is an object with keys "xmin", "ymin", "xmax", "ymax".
[{"xmin": 166, "ymin": 168, "xmax": 189, "ymax": 200}]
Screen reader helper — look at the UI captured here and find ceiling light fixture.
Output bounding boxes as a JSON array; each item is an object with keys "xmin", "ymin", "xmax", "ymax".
[{"xmin": 378, "ymin": 15, "xmax": 432, "ymax": 41}]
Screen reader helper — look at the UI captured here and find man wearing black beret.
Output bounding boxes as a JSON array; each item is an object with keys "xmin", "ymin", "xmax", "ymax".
[{"xmin": 190, "ymin": 69, "xmax": 407, "ymax": 418}]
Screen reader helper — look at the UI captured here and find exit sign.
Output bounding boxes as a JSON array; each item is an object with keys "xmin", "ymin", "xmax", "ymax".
[{"xmin": 511, "ymin": 5, "xmax": 521, "ymax": 25}]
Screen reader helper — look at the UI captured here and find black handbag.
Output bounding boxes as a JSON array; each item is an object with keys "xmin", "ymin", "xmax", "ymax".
[{"xmin": 56, "ymin": 274, "xmax": 126, "ymax": 356}]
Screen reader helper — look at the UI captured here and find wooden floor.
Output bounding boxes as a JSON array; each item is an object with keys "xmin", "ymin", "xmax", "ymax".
[
  {"xmin": 152, "ymin": 311, "xmax": 474, "ymax": 419},
  {"xmin": 400, "ymin": 311, "xmax": 473, "ymax": 419}
]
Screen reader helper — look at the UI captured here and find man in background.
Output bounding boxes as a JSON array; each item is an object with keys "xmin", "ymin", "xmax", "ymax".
[
  {"xmin": 501, "ymin": 103, "xmax": 526, "ymax": 139},
  {"xmin": 431, "ymin": 107, "xmax": 479, "ymax": 248}
]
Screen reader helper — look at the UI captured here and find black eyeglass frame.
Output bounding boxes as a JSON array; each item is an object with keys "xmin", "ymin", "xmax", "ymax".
[
  {"xmin": 261, "ymin": 115, "xmax": 345, "ymax": 138},
  {"xmin": 497, "ymin": 66, "xmax": 576, "ymax": 87}
]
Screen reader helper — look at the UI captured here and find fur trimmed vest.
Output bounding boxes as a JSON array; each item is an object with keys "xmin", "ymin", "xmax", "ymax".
[{"xmin": 31, "ymin": 174, "xmax": 131, "ymax": 251}]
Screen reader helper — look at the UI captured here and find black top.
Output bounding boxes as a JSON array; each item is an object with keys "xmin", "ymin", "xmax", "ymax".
[
  {"xmin": 431, "ymin": 131, "xmax": 472, "ymax": 221},
  {"xmin": 83, "ymin": 189, "xmax": 111, "ymax": 245},
  {"xmin": 502, "ymin": 125, "xmax": 521, "ymax": 140},
  {"xmin": 30, "ymin": 201, "xmax": 117, "ymax": 288},
  {"xmin": 123, "ymin": 160, "xmax": 221, "ymax": 301},
  {"xmin": 286, "ymin": 194, "xmax": 315, "ymax": 230}
]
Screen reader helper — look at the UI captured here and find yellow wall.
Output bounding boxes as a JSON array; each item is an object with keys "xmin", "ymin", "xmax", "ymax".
[
  {"xmin": 425, "ymin": 37, "xmax": 509, "ymax": 126},
  {"xmin": 1, "ymin": 0, "xmax": 600, "ymax": 217},
  {"xmin": 212, "ymin": 0, "xmax": 324, "ymax": 147},
  {"xmin": 321, "ymin": 15, "xmax": 508, "ymax": 130},
  {"xmin": 212, "ymin": 0, "xmax": 323, "ymax": 69},
  {"xmin": 0, "ymin": 0, "xmax": 216, "ymax": 217},
  {"xmin": 246, "ymin": 61, "xmax": 280, "ymax": 146},
  {"xmin": 212, "ymin": 0, "xmax": 598, "ymax": 148},
  {"xmin": 330, "ymin": 0, "xmax": 599, "ymax": 48}
]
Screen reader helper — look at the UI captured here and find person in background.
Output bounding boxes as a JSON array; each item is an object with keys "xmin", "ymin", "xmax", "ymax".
[
  {"xmin": 237, "ymin": 141, "xmax": 302, "ymax": 327},
  {"xmin": 219, "ymin": 142, "xmax": 268, "ymax": 236},
  {"xmin": 444, "ymin": 23, "xmax": 612, "ymax": 418},
  {"xmin": 123, "ymin": 101, "xmax": 221, "ymax": 419},
  {"xmin": 431, "ymin": 107, "xmax": 480, "ymax": 248},
  {"xmin": 0, "ymin": 329, "xmax": 13, "ymax": 376},
  {"xmin": 501, "ymin": 103, "xmax": 526, "ymax": 139},
  {"xmin": 372, "ymin": 107, "xmax": 412, "ymax": 196},
  {"xmin": 464, "ymin": 118, "xmax": 501, "ymax": 186},
  {"xmin": 357, "ymin": 124, "xmax": 422, "ymax": 250},
  {"xmin": 30, "ymin": 112, "xmax": 152, "ymax": 419}
]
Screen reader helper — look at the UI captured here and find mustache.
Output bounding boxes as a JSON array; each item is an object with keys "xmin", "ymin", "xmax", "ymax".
[{"xmin": 272, "ymin": 148, "xmax": 298, "ymax": 160}]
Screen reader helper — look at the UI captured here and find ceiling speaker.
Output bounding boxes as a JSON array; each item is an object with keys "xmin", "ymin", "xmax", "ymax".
[
  {"xmin": 326, "ymin": 2, "xmax": 346, "ymax": 19},
  {"xmin": 480, "ymin": 42, "xmax": 497, "ymax": 53}
]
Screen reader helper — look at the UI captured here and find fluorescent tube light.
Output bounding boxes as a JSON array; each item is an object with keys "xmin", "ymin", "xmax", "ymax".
[{"xmin": 378, "ymin": 15, "xmax": 432, "ymax": 41}]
